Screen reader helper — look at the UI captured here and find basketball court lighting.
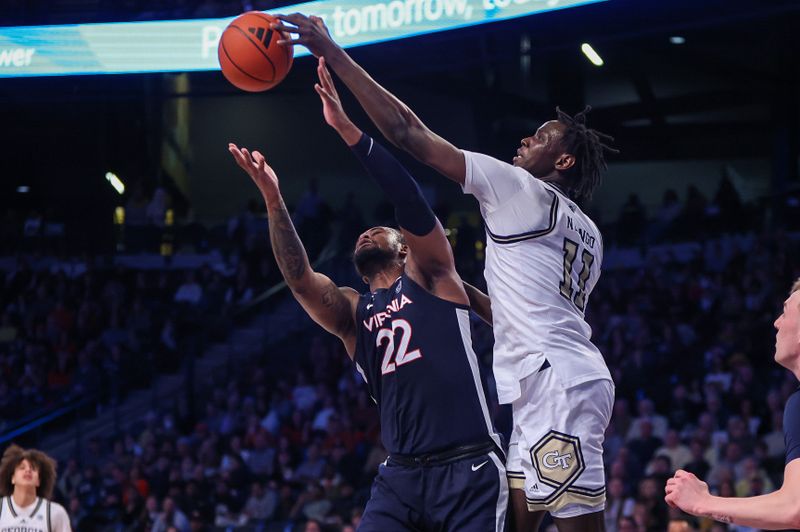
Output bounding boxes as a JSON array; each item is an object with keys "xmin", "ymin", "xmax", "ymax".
[
  {"xmin": 670, "ymin": 36, "xmax": 686, "ymax": 44},
  {"xmin": 16, "ymin": 186, "xmax": 30, "ymax": 193},
  {"xmin": 581, "ymin": 43, "xmax": 604, "ymax": 66},
  {"xmin": 105, "ymin": 172, "xmax": 125, "ymax": 194}
]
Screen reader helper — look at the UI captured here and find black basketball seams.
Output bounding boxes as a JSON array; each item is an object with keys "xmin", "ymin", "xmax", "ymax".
[
  {"xmin": 227, "ymin": 24, "xmax": 277, "ymax": 82},
  {"xmin": 220, "ymin": 39, "xmax": 272, "ymax": 83}
]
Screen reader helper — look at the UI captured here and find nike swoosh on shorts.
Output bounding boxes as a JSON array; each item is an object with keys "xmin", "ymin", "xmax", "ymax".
[{"xmin": 471, "ymin": 460, "xmax": 489, "ymax": 471}]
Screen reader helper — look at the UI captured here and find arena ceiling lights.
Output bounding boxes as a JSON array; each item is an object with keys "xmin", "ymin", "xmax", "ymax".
[{"xmin": 0, "ymin": 0, "xmax": 605, "ymax": 78}]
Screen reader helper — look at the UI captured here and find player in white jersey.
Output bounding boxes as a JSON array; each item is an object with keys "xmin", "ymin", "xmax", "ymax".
[
  {"xmin": 0, "ymin": 445, "xmax": 71, "ymax": 532},
  {"xmin": 463, "ymin": 144, "xmax": 614, "ymax": 528},
  {"xmin": 271, "ymin": 13, "xmax": 618, "ymax": 531}
]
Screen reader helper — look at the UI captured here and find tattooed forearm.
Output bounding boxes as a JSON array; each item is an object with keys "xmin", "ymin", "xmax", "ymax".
[
  {"xmin": 321, "ymin": 281, "xmax": 355, "ymax": 337},
  {"xmin": 266, "ymin": 195, "xmax": 309, "ymax": 283},
  {"xmin": 706, "ymin": 514, "xmax": 732, "ymax": 524}
]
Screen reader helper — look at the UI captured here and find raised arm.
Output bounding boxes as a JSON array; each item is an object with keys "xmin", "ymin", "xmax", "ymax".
[
  {"xmin": 665, "ymin": 461, "xmax": 800, "ymax": 529},
  {"xmin": 314, "ymin": 58, "xmax": 466, "ymax": 305},
  {"xmin": 228, "ymin": 144, "xmax": 359, "ymax": 356},
  {"xmin": 274, "ymin": 14, "xmax": 466, "ymax": 185}
]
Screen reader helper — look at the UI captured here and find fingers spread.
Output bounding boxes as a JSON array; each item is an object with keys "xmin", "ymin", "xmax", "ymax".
[
  {"xmin": 319, "ymin": 59, "xmax": 334, "ymax": 88},
  {"xmin": 241, "ymin": 148, "xmax": 255, "ymax": 167},
  {"xmin": 271, "ymin": 22, "xmax": 300, "ymax": 34},
  {"xmin": 317, "ymin": 60, "xmax": 338, "ymax": 98},
  {"xmin": 228, "ymin": 144, "xmax": 247, "ymax": 166},
  {"xmin": 275, "ymin": 13, "xmax": 306, "ymax": 25},
  {"xmin": 276, "ymin": 37, "xmax": 306, "ymax": 46}
]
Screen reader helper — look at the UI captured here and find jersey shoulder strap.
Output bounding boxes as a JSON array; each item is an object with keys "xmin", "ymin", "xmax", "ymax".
[{"xmin": 47, "ymin": 499, "xmax": 52, "ymax": 532}]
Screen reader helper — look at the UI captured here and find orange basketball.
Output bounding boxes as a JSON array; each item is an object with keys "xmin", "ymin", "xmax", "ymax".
[{"xmin": 218, "ymin": 12, "xmax": 294, "ymax": 92}]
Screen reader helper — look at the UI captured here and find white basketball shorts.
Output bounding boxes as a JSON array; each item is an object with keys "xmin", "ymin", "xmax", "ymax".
[{"xmin": 506, "ymin": 362, "xmax": 614, "ymax": 518}]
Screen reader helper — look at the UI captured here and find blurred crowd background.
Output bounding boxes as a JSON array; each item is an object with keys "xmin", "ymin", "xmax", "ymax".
[
  {"xmin": 2, "ymin": 0, "xmax": 800, "ymax": 531},
  {"xmin": 3, "ymin": 174, "xmax": 799, "ymax": 531}
]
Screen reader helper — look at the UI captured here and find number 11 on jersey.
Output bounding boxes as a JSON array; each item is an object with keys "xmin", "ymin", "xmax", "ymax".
[{"xmin": 559, "ymin": 238, "xmax": 595, "ymax": 311}]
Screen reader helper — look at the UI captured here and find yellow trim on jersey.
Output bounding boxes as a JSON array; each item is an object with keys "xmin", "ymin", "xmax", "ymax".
[{"xmin": 526, "ymin": 488, "xmax": 605, "ymax": 513}]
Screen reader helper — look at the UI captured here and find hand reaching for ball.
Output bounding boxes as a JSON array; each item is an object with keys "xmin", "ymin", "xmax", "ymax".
[
  {"xmin": 314, "ymin": 57, "xmax": 362, "ymax": 145},
  {"xmin": 273, "ymin": 13, "xmax": 338, "ymax": 59},
  {"xmin": 228, "ymin": 144, "xmax": 280, "ymax": 200}
]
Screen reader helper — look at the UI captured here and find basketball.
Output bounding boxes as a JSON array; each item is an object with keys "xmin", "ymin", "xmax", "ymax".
[{"xmin": 218, "ymin": 12, "xmax": 293, "ymax": 92}]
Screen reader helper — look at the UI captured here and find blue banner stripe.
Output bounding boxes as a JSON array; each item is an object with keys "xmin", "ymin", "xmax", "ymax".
[{"xmin": 0, "ymin": 0, "xmax": 605, "ymax": 78}]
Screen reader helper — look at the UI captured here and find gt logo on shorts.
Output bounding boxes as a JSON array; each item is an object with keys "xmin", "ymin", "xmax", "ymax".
[
  {"xmin": 542, "ymin": 450, "xmax": 573, "ymax": 470},
  {"xmin": 530, "ymin": 430, "xmax": 584, "ymax": 489}
]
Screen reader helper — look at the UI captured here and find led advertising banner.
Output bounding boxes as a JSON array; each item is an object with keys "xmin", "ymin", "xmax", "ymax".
[{"xmin": 0, "ymin": 0, "xmax": 604, "ymax": 78}]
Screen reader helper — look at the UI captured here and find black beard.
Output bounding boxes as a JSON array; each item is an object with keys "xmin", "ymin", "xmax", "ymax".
[{"xmin": 353, "ymin": 245, "xmax": 397, "ymax": 280}]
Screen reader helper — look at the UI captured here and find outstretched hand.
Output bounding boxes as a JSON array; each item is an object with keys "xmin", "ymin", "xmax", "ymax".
[
  {"xmin": 228, "ymin": 143, "xmax": 280, "ymax": 199},
  {"xmin": 272, "ymin": 13, "xmax": 338, "ymax": 59},
  {"xmin": 315, "ymin": 57, "xmax": 361, "ymax": 145}
]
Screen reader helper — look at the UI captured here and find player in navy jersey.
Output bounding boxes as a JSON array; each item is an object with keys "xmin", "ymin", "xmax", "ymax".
[
  {"xmin": 665, "ymin": 278, "xmax": 800, "ymax": 529},
  {"xmin": 271, "ymin": 14, "xmax": 616, "ymax": 531},
  {"xmin": 228, "ymin": 60, "xmax": 507, "ymax": 531}
]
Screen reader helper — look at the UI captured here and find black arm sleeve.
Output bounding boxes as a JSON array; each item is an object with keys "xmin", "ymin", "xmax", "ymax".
[{"xmin": 350, "ymin": 133, "xmax": 437, "ymax": 236}]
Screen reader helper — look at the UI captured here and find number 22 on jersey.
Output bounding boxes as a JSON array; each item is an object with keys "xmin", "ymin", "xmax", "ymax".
[
  {"xmin": 377, "ymin": 319, "xmax": 423, "ymax": 375},
  {"xmin": 559, "ymin": 237, "xmax": 595, "ymax": 311}
]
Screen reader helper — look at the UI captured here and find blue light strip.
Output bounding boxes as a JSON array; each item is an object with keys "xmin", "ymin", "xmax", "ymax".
[{"xmin": 0, "ymin": 0, "xmax": 605, "ymax": 78}]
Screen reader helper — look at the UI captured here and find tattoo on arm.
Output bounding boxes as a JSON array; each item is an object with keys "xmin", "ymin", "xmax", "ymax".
[
  {"xmin": 267, "ymin": 197, "xmax": 310, "ymax": 282},
  {"xmin": 707, "ymin": 514, "xmax": 732, "ymax": 524},
  {"xmin": 321, "ymin": 281, "xmax": 355, "ymax": 336}
]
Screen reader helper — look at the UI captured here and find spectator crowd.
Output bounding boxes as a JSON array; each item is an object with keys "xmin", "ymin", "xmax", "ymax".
[{"xmin": 2, "ymin": 173, "xmax": 800, "ymax": 532}]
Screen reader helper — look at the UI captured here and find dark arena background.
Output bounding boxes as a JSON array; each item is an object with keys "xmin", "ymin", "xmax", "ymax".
[{"xmin": 1, "ymin": 0, "xmax": 799, "ymax": 531}]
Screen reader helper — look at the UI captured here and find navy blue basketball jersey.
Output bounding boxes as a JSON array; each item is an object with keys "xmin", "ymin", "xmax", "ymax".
[
  {"xmin": 354, "ymin": 274, "xmax": 502, "ymax": 455},
  {"xmin": 785, "ymin": 388, "xmax": 800, "ymax": 464}
]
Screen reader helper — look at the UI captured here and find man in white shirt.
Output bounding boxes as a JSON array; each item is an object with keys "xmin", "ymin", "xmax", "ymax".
[
  {"xmin": 0, "ymin": 445, "xmax": 71, "ymax": 532},
  {"xmin": 273, "ymin": 13, "xmax": 617, "ymax": 531}
]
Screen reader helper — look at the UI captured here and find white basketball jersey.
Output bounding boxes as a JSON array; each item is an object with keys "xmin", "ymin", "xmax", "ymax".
[
  {"xmin": 0, "ymin": 496, "xmax": 71, "ymax": 532},
  {"xmin": 462, "ymin": 151, "xmax": 611, "ymax": 404}
]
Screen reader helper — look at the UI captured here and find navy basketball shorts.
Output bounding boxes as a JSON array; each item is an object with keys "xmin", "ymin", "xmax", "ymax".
[{"xmin": 359, "ymin": 449, "xmax": 508, "ymax": 531}]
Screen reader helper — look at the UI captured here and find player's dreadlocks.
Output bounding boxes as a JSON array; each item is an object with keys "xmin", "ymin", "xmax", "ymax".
[{"xmin": 556, "ymin": 106, "xmax": 618, "ymax": 203}]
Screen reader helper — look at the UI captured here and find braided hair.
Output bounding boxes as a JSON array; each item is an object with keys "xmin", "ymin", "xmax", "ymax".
[{"xmin": 556, "ymin": 106, "xmax": 618, "ymax": 203}]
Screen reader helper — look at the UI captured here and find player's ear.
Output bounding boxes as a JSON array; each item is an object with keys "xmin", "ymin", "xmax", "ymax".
[
  {"xmin": 362, "ymin": 275, "xmax": 370, "ymax": 285},
  {"xmin": 555, "ymin": 153, "xmax": 575, "ymax": 171},
  {"xmin": 398, "ymin": 243, "xmax": 409, "ymax": 261}
]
